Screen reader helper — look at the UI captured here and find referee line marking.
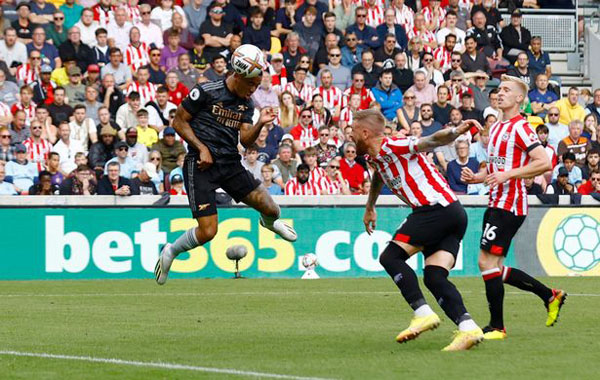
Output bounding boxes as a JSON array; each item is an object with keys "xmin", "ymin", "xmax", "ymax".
[
  {"xmin": 0, "ymin": 291, "xmax": 599, "ymax": 297},
  {"xmin": 0, "ymin": 350, "xmax": 333, "ymax": 380}
]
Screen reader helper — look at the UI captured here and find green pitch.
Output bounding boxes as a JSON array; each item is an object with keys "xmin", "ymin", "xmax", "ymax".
[{"xmin": 1, "ymin": 277, "xmax": 599, "ymax": 379}]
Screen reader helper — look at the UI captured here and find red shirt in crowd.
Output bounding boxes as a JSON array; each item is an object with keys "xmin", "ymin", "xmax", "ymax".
[
  {"xmin": 168, "ymin": 82, "xmax": 189, "ymax": 105},
  {"xmin": 340, "ymin": 158, "xmax": 366, "ymax": 192}
]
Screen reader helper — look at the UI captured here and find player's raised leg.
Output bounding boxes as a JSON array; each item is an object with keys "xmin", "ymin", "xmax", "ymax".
[
  {"xmin": 242, "ymin": 185, "xmax": 297, "ymax": 242},
  {"xmin": 478, "ymin": 250, "xmax": 508, "ymax": 339},
  {"xmin": 378, "ymin": 241, "xmax": 441, "ymax": 343}
]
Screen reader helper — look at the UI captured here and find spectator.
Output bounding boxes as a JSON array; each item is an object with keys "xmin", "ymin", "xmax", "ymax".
[
  {"xmin": 339, "ymin": 142, "xmax": 366, "ymax": 193},
  {"xmin": 83, "ymin": 86, "xmax": 102, "ymax": 126},
  {"xmin": 30, "ymin": 0, "xmax": 57, "ymax": 25},
  {"xmin": 555, "ymin": 87, "xmax": 586, "ymax": 126},
  {"xmin": 52, "ymin": 122, "xmax": 84, "ymax": 175},
  {"xmin": 59, "ymin": 164, "xmax": 97, "ymax": 195},
  {"xmin": 160, "ymin": 30, "xmax": 187, "ymax": 73},
  {"xmin": 271, "ymin": 144, "xmax": 298, "ymax": 184},
  {"xmin": 466, "ymin": 10, "xmax": 503, "ymax": 62},
  {"xmin": 290, "ymin": 108, "xmax": 318, "ymax": 152},
  {"xmin": 339, "ymin": 93, "xmax": 361, "ymax": 129},
  {"xmin": 546, "ymin": 166, "xmax": 576, "ymax": 195},
  {"xmin": 126, "ymin": 67, "xmax": 157, "ymax": 106},
  {"xmin": 314, "ymin": 125, "xmax": 338, "ymax": 166},
  {"xmin": 59, "ymin": 26, "xmax": 96, "ymax": 75},
  {"xmin": 292, "ymin": 6, "xmax": 322, "ymax": 60},
  {"xmin": 500, "ymin": 10, "xmax": 531, "ymax": 64},
  {"xmin": 28, "ymin": 170, "xmax": 59, "ymax": 195},
  {"xmin": 251, "ymin": 71, "xmax": 279, "ymax": 110},
  {"xmin": 432, "ymin": 85, "xmax": 452, "ymax": 126},
  {"xmin": 99, "ymin": 74, "xmax": 126, "ymax": 121},
  {"xmin": 151, "ymin": 127, "xmax": 185, "ymax": 173},
  {"xmin": 91, "ymin": 28, "xmax": 110, "ymax": 69},
  {"xmin": 525, "ymin": 177, "xmax": 545, "ymax": 195},
  {"xmin": 406, "ymin": 13, "xmax": 437, "ymax": 52},
  {"xmin": 406, "ymin": 71, "xmax": 436, "ymax": 107},
  {"xmin": 582, "ymin": 149, "xmax": 600, "ymax": 180},
  {"xmin": 124, "ymin": 127, "xmax": 149, "ymax": 167},
  {"xmin": 0, "ymin": 70, "xmax": 19, "ymax": 107},
  {"xmin": 552, "ymin": 152, "xmax": 582, "ymax": 186},
  {"xmin": 437, "ymin": 10, "xmax": 466, "ymax": 52},
  {"xmin": 36, "ymin": 106, "xmax": 56, "ymax": 144},
  {"xmin": 145, "ymin": 48, "xmax": 166, "ymax": 86},
  {"xmin": 254, "ymin": 125, "xmax": 277, "ymax": 163},
  {"xmin": 16, "ymin": 50, "xmax": 43, "ymax": 87},
  {"xmin": 317, "ymin": 47, "xmax": 352, "ymax": 91},
  {"xmin": 88, "ymin": 125, "xmax": 117, "ymax": 174},
  {"xmin": 91, "ymin": 0, "xmax": 113, "ymax": 27},
  {"xmin": 346, "ymin": 6, "xmax": 379, "ymax": 51},
  {"xmin": 461, "ymin": 35, "xmax": 491, "ymax": 76},
  {"xmin": 303, "ymin": 146, "xmax": 326, "ymax": 184},
  {"xmin": 163, "ymin": 12, "xmax": 194, "ymax": 51},
  {"xmin": 27, "ymin": 27, "xmax": 60, "ymax": 69},
  {"xmin": 392, "ymin": 52, "xmax": 414, "ymax": 93},
  {"xmin": 507, "ymin": 53, "xmax": 535, "ymax": 90},
  {"xmin": 11, "ymin": 86, "xmax": 36, "ymax": 128},
  {"xmin": 0, "ymin": 127, "xmax": 15, "ymax": 162},
  {"xmin": 397, "ymin": 89, "xmax": 419, "ymax": 132},
  {"xmin": 203, "ymin": 55, "xmax": 227, "ymax": 82},
  {"xmin": 171, "ymin": 54, "xmax": 201, "ymax": 92},
  {"xmin": 97, "ymin": 161, "xmax": 132, "ymax": 196},
  {"xmin": 69, "ymin": 104, "xmax": 96, "ymax": 151},
  {"xmin": 446, "ymin": 140, "xmax": 479, "ymax": 194},
  {"xmin": 585, "ymin": 89, "xmax": 600, "ymax": 121},
  {"xmin": 470, "ymin": 123, "xmax": 490, "ymax": 164},
  {"xmin": 285, "ymin": 162, "xmax": 320, "ymax": 195},
  {"xmin": 130, "ymin": 162, "xmax": 159, "ymax": 195},
  {"xmin": 529, "ymin": 74, "xmax": 559, "ymax": 118},
  {"xmin": 74, "ymin": 8, "xmax": 98, "ymax": 48},
  {"xmin": 136, "ymin": 4, "xmax": 164, "ymax": 50},
  {"xmin": 135, "ymin": 109, "xmax": 158, "ymax": 148},
  {"xmin": 458, "ymin": 92, "xmax": 483, "ymax": 122},
  {"xmin": 261, "ymin": 163, "xmax": 283, "ymax": 195},
  {"xmin": 371, "ymin": 70, "xmax": 403, "ymax": 121},
  {"xmin": 351, "ymin": 50, "xmax": 381, "ymax": 90},
  {"xmin": 546, "ymin": 106, "xmax": 569, "ymax": 151},
  {"xmin": 125, "ymin": 27, "xmax": 150, "ymax": 74},
  {"xmin": 374, "ymin": 34, "xmax": 403, "ymax": 69},
  {"xmin": 0, "ymin": 28, "xmax": 28, "ymax": 71},
  {"xmin": 184, "ymin": 0, "xmax": 208, "ymax": 39},
  {"xmin": 199, "ymin": 4, "xmax": 233, "ymax": 62},
  {"xmin": 393, "ymin": 0, "xmax": 415, "ymax": 30},
  {"xmin": 578, "ymin": 169, "xmax": 600, "ymax": 195},
  {"xmin": 527, "ymin": 36, "xmax": 552, "ymax": 78},
  {"xmin": 168, "ymin": 173, "xmax": 186, "ymax": 195},
  {"xmin": 23, "ymin": 120, "xmax": 51, "ymax": 172},
  {"xmin": 340, "ymin": 32, "xmax": 363, "ymax": 69},
  {"xmin": 0, "ymin": 165, "xmax": 17, "ymax": 195},
  {"xmin": 275, "ymin": 0, "xmax": 297, "ymax": 41},
  {"xmin": 60, "ymin": 0, "xmax": 83, "ymax": 30},
  {"xmin": 105, "ymin": 141, "xmax": 138, "ymax": 179},
  {"xmin": 314, "ymin": 70, "xmax": 343, "ymax": 119},
  {"xmin": 376, "ymin": 9, "xmax": 408, "ymax": 53},
  {"xmin": 557, "ymin": 120, "xmax": 592, "ymax": 167},
  {"xmin": 282, "ymin": 33, "xmax": 306, "ymax": 81},
  {"xmin": 106, "ymin": 7, "xmax": 132, "ymax": 53},
  {"xmin": 116, "ymin": 91, "xmax": 141, "ymax": 131},
  {"xmin": 483, "ymin": 88, "xmax": 500, "ymax": 120},
  {"xmin": 318, "ymin": 157, "xmax": 350, "ymax": 195},
  {"xmin": 241, "ymin": 144, "xmax": 264, "ymax": 182},
  {"xmin": 419, "ymin": 103, "xmax": 443, "ymax": 137},
  {"xmin": 308, "ymin": 93, "xmax": 332, "ymax": 129},
  {"xmin": 165, "ymin": 72, "xmax": 189, "ymax": 106},
  {"xmin": 101, "ymin": 48, "xmax": 132, "ymax": 91},
  {"xmin": 64, "ymin": 66, "xmax": 86, "ymax": 105},
  {"xmin": 536, "ymin": 124, "xmax": 558, "ymax": 170},
  {"xmin": 147, "ymin": 150, "xmax": 165, "ymax": 192},
  {"xmin": 45, "ymin": 151, "xmax": 64, "ymax": 186},
  {"xmin": 10, "ymin": 110, "xmax": 30, "ymax": 146},
  {"xmin": 12, "ymin": 3, "xmax": 37, "ymax": 44},
  {"xmin": 444, "ymin": 53, "xmax": 464, "ymax": 82},
  {"xmin": 242, "ymin": 8, "xmax": 271, "ymax": 52},
  {"xmin": 5, "ymin": 143, "xmax": 37, "ymax": 193},
  {"xmin": 320, "ymin": 12, "xmax": 344, "ymax": 47},
  {"xmin": 433, "ymin": 34, "xmax": 456, "ymax": 74}
]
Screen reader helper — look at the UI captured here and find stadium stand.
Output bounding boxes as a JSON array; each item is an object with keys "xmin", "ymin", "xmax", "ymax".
[{"xmin": 0, "ymin": 0, "xmax": 599, "ymax": 198}]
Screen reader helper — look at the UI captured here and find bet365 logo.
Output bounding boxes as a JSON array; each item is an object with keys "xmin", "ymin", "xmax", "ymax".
[{"xmin": 553, "ymin": 214, "xmax": 600, "ymax": 271}]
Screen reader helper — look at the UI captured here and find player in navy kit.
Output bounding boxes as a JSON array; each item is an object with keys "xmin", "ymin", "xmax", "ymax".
[{"xmin": 155, "ymin": 45, "xmax": 297, "ymax": 285}]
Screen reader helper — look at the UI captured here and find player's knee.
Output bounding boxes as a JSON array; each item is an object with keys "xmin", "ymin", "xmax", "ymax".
[
  {"xmin": 196, "ymin": 223, "xmax": 218, "ymax": 243},
  {"xmin": 379, "ymin": 243, "xmax": 409, "ymax": 269},
  {"xmin": 423, "ymin": 266, "xmax": 448, "ymax": 291},
  {"xmin": 478, "ymin": 253, "xmax": 497, "ymax": 272}
]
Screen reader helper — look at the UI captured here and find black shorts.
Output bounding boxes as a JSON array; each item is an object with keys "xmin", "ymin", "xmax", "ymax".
[
  {"xmin": 183, "ymin": 155, "xmax": 261, "ymax": 218},
  {"xmin": 393, "ymin": 201, "xmax": 467, "ymax": 257},
  {"xmin": 479, "ymin": 208, "xmax": 526, "ymax": 256}
]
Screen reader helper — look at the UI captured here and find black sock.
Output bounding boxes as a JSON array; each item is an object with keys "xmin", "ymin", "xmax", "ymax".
[
  {"xmin": 379, "ymin": 243, "xmax": 427, "ymax": 310},
  {"xmin": 503, "ymin": 266, "xmax": 553, "ymax": 303},
  {"xmin": 482, "ymin": 268, "xmax": 505, "ymax": 329},
  {"xmin": 423, "ymin": 265, "xmax": 470, "ymax": 325}
]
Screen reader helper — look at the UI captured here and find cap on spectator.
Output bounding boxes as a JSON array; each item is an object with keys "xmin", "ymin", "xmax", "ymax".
[
  {"xmin": 63, "ymin": 55, "xmax": 76, "ymax": 63},
  {"xmin": 209, "ymin": 4, "xmax": 224, "ymax": 14},
  {"xmin": 14, "ymin": 143, "xmax": 27, "ymax": 153},
  {"xmin": 142, "ymin": 162, "xmax": 158, "ymax": 179},
  {"xmin": 281, "ymin": 133, "xmax": 293, "ymax": 142},
  {"xmin": 41, "ymin": 64, "xmax": 53, "ymax": 73},
  {"xmin": 511, "ymin": 9, "xmax": 522, "ymax": 17},
  {"xmin": 164, "ymin": 127, "xmax": 176, "ymax": 136},
  {"xmin": 126, "ymin": 127, "xmax": 138, "ymax": 136},
  {"xmin": 558, "ymin": 167, "xmax": 569, "ymax": 177},
  {"xmin": 115, "ymin": 141, "xmax": 128, "ymax": 150},
  {"xmin": 460, "ymin": 91, "xmax": 473, "ymax": 100},
  {"xmin": 68, "ymin": 66, "xmax": 82, "ymax": 76},
  {"xmin": 100, "ymin": 125, "xmax": 117, "ymax": 136},
  {"xmin": 271, "ymin": 53, "xmax": 284, "ymax": 62},
  {"xmin": 16, "ymin": 2, "xmax": 30, "ymax": 10},
  {"xmin": 171, "ymin": 174, "xmax": 183, "ymax": 184},
  {"xmin": 88, "ymin": 64, "xmax": 100, "ymax": 73}
]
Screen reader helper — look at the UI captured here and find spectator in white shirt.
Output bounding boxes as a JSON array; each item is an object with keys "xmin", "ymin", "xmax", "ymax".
[
  {"xmin": 135, "ymin": 4, "xmax": 164, "ymax": 49},
  {"xmin": 0, "ymin": 28, "xmax": 28, "ymax": 73},
  {"xmin": 74, "ymin": 8, "xmax": 99, "ymax": 47},
  {"xmin": 151, "ymin": 0, "xmax": 187, "ymax": 32},
  {"xmin": 69, "ymin": 104, "xmax": 97, "ymax": 152},
  {"xmin": 107, "ymin": 7, "xmax": 133, "ymax": 53},
  {"xmin": 52, "ymin": 121, "xmax": 84, "ymax": 175}
]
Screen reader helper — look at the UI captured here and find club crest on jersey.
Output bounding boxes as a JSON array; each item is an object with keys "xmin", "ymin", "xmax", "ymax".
[
  {"xmin": 382, "ymin": 155, "xmax": 394, "ymax": 163},
  {"xmin": 237, "ymin": 104, "xmax": 248, "ymax": 111},
  {"xmin": 502, "ymin": 134, "xmax": 510, "ymax": 141}
]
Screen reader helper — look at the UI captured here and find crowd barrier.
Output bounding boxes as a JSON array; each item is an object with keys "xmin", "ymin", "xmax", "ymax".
[{"xmin": 0, "ymin": 195, "xmax": 599, "ymax": 280}]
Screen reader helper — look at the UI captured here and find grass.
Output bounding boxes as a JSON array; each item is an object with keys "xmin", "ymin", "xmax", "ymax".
[{"xmin": 0, "ymin": 277, "xmax": 598, "ymax": 379}]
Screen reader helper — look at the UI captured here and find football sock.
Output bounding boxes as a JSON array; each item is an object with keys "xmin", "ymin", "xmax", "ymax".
[
  {"xmin": 379, "ymin": 243, "xmax": 428, "ymax": 311},
  {"xmin": 423, "ymin": 265, "xmax": 470, "ymax": 325},
  {"xmin": 414, "ymin": 304, "xmax": 436, "ymax": 318},
  {"xmin": 482, "ymin": 268, "xmax": 505, "ymax": 329},
  {"xmin": 503, "ymin": 266, "xmax": 554, "ymax": 303},
  {"xmin": 458, "ymin": 318, "xmax": 479, "ymax": 332},
  {"xmin": 260, "ymin": 214, "xmax": 277, "ymax": 227},
  {"xmin": 169, "ymin": 227, "xmax": 200, "ymax": 257}
]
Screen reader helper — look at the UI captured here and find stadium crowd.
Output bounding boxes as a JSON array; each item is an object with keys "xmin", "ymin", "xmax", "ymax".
[{"xmin": 0, "ymin": 0, "xmax": 595, "ymax": 198}]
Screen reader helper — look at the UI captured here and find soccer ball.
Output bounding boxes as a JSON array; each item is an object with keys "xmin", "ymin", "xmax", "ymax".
[
  {"xmin": 301, "ymin": 253, "xmax": 318, "ymax": 269},
  {"xmin": 553, "ymin": 214, "xmax": 600, "ymax": 272},
  {"xmin": 231, "ymin": 44, "xmax": 267, "ymax": 78}
]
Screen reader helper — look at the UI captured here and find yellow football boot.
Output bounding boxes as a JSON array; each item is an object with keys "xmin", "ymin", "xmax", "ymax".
[
  {"xmin": 546, "ymin": 289, "xmax": 567, "ymax": 327},
  {"xmin": 395, "ymin": 313, "xmax": 441, "ymax": 343},
  {"xmin": 442, "ymin": 328, "xmax": 484, "ymax": 351}
]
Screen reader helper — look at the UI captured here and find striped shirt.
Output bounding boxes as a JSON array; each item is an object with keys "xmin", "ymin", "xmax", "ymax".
[
  {"xmin": 283, "ymin": 82, "xmax": 314, "ymax": 105},
  {"xmin": 342, "ymin": 86, "xmax": 375, "ymax": 110},
  {"xmin": 318, "ymin": 175, "xmax": 348, "ymax": 195},
  {"xmin": 406, "ymin": 28, "xmax": 436, "ymax": 52},
  {"xmin": 23, "ymin": 137, "xmax": 51, "ymax": 172},
  {"xmin": 365, "ymin": 5, "xmax": 385, "ymax": 29},
  {"xmin": 339, "ymin": 107, "xmax": 354, "ymax": 126},
  {"xmin": 433, "ymin": 46, "xmax": 453, "ymax": 72},
  {"xmin": 16, "ymin": 64, "xmax": 37, "ymax": 86},
  {"xmin": 125, "ymin": 5, "xmax": 141, "ymax": 24},
  {"xmin": 487, "ymin": 115, "xmax": 540, "ymax": 216},
  {"xmin": 422, "ymin": 6, "xmax": 447, "ymax": 31},
  {"xmin": 394, "ymin": 5, "xmax": 415, "ymax": 29},
  {"xmin": 92, "ymin": 4, "xmax": 115, "ymax": 26},
  {"xmin": 285, "ymin": 177, "xmax": 321, "ymax": 195},
  {"xmin": 11, "ymin": 103, "xmax": 37, "ymax": 127},
  {"xmin": 309, "ymin": 166, "xmax": 326, "ymax": 186},
  {"xmin": 126, "ymin": 81, "xmax": 157, "ymax": 105},
  {"xmin": 372, "ymin": 136, "xmax": 457, "ymax": 208},
  {"xmin": 125, "ymin": 42, "xmax": 150, "ymax": 72},
  {"xmin": 289, "ymin": 123, "xmax": 319, "ymax": 149},
  {"xmin": 313, "ymin": 86, "xmax": 343, "ymax": 115}
]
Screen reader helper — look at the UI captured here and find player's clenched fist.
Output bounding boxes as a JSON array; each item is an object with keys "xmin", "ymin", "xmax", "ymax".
[
  {"xmin": 461, "ymin": 167, "xmax": 476, "ymax": 183},
  {"xmin": 197, "ymin": 145, "xmax": 213, "ymax": 171}
]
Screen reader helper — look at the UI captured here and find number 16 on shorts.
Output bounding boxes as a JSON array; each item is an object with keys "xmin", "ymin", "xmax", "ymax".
[{"xmin": 481, "ymin": 223, "xmax": 497, "ymax": 245}]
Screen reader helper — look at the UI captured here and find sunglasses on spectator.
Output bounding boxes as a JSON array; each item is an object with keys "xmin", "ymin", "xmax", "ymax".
[
  {"xmin": 452, "ymin": 59, "xmax": 461, "ymax": 62},
  {"xmin": 404, "ymin": 96, "xmax": 415, "ymax": 99},
  {"xmin": 151, "ymin": 53, "xmax": 161, "ymax": 57},
  {"xmin": 356, "ymin": 14, "xmax": 366, "ymax": 18},
  {"xmin": 354, "ymin": 79, "xmax": 364, "ymax": 82},
  {"xmin": 301, "ymin": 115, "xmax": 311, "ymax": 118},
  {"xmin": 118, "ymin": 147, "xmax": 128, "ymax": 151},
  {"xmin": 31, "ymin": 56, "xmax": 41, "ymax": 60},
  {"xmin": 54, "ymin": 16, "xmax": 64, "ymax": 20},
  {"xmin": 347, "ymin": 38, "xmax": 356, "ymax": 41},
  {"xmin": 31, "ymin": 126, "xmax": 42, "ymax": 130},
  {"xmin": 592, "ymin": 177, "xmax": 600, "ymax": 181},
  {"xmin": 423, "ymin": 59, "xmax": 432, "ymax": 62},
  {"xmin": 329, "ymin": 165, "xmax": 340, "ymax": 169},
  {"xmin": 548, "ymin": 113, "xmax": 559, "ymax": 116},
  {"xmin": 452, "ymin": 79, "xmax": 462, "ymax": 82},
  {"xmin": 141, "ymin": 11, "xmax": 150, "ymax": 15},
  {"xmin": 1, "ymin": 135, "xmax": 10, "ymax": 139},
  {"xmin": 329, "ymin": 54, "xmax": 340, "ymax": 57},
  {"xmin": 150, "ymin": 157, "xmax": 161, "ymax": 161},
  {"xmin": 320, "ymin": 133, "xmax": 329, "ymax": 137},
  {"xmin": 346, "ymin": 150, "xmax": 356, "ymax": 154}
]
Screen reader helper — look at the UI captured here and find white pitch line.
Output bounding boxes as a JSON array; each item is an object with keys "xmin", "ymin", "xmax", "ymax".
[
  {"xmin": 0, "ymin": 291, "xmax": 599, "ymax": 297},
  {"xmin": 0, "ymin": 350, "xmax": 333, "ymax": 380}
]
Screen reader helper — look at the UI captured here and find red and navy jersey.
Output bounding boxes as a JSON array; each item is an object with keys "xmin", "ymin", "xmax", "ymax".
[
  {"xmin": 372, "ymin": 136, "xmax": 457, "ymax": 208},
  {"xmin": 487, "ymin": 115, "xmax": 541, "ymax": 216}
]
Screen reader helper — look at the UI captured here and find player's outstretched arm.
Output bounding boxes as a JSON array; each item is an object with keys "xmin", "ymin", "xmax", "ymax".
[
  {"xmin": 416, "ymin": 119, "xmax": 483, "ymax": 152},
  {"xmin": 240, "ymin": 107, "xmax": 277, "ymax": 148},
  {"xmin": 486, "ymin": 145, "xmax": 551, "ymax": 186},
  {"xmin": 364, "ymin": 173, "xmax": 384, "ymax": 235},
  {"xmin": 173, "ymin": 106, "xmax": 213, "ymax": 170}
]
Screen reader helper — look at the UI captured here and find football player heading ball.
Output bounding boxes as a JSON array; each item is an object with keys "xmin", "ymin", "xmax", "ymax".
[{"xmin": 155, "ymin": 44, "xmax": 297, "ymax": 285}]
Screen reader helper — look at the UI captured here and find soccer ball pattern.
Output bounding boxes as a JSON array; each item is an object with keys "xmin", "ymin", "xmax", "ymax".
[
  {"xmin": 230, "ymin": 44, "xmax": 267, "ymax": 78},
  {"xmin": 302, "ymin": 253, "xmax": 318, "ymax": 269},
  {"xmin": 553, "ymin": 214, "xmax": 600, "ymax": 272}
]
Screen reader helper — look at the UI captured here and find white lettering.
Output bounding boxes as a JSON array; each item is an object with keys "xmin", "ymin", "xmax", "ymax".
[
  {"xmin": 45, "ymin": 216, "xmax": 90, "ymax": 273},
  {"xmin": 135, "ymin": 219, "xmax": 167, "ymax": 272},
  {"xmin": 353, "ymin": 231, "xmax": 391, "ymax": 271},
  {"xmin": 92, "ymin": 232, "xmax": 134, "ymax": 273},
  {"xmin": 315, "ymin": 231, "xmax": 351, "ymax": 272}
]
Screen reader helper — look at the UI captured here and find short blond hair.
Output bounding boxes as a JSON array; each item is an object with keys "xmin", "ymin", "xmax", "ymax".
[
  {"xmin": 354, "ymin": 109, "xmax": 386, "ymax": 129},
  {"xmin": 501, "ymin": 74, "xmax": 528, "ymax": 100}
]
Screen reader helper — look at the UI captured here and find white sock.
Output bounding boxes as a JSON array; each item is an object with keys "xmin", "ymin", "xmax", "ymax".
[
  {"xmin": 414, "ymin": 304, "xmax": 435, "ymax": 318},
  {"xmin": 169, "ymin": 227, "xmax": 199, "ymax": 257},
  {"xmin": 458, "ymin": 318, "xmax": 479, "ymax": 332}
]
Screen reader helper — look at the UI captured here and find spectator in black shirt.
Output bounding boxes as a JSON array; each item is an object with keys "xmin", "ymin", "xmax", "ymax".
[
  {"xmin": 99, "ymin": 74, "xmax": 125, "ymax": 121},
  {"xmin": 433, "ymin": 85, "xmax": 453, "ymax": 126},
  {"xmin": 145, "ymin": 47, "xmax": 166, "ymax": 85},
  {"xmin": 466, "ymin": 11, "xmax": 503, "ymax": 60},
  {"xmin": 242, "ymin": 8, "xmax": 271, "ymax": 52},
  {"xmin": 97, "ymin": 161, "xmax": 132, "ymax": 195},
  {"xmin": 525, "ymin": 177, "xmax": 544, "ymax": 195},
  {"xmin": 59, "ymin": 165, "xmax": 97, "ymax": 195},
  {"xmin": 200, "ymin": 4, "xmax": 234, "ymax": 61},
  {"xmin": 12, "ymin": 3, "xmax": 37, "ymax": 44},
  {"xmin": 507, "ymin": 53, "xmax": 535, "ymax": 90},
  {"xmin": 461, "ymin": 36, "xmax": 491, "ymax": 76},
  {"xmin": 459, "ymin": 92, "xmax": 484, "ymax": 123},
  {"xmin": 374, "ymin": 34, "xmax": 402, "ymax": 67},
  {"xmin": 351, "ymin": 50, "xmax": 382, "ymax": 89},
  {"xmin": 59, "ymin": 26, "xmax": 96, "ymax": 74},
  {"xmin": 130, "ymin": 162, "xmax": 159, "ymax": 195},
  {"xmin": 392, "ymin": 52, "xmax": 414, "ymax": 93},
  {"xmin": 500, "ymin": 10, "xmax": 532, "ymax": 64},
  {"xmin": 256, "ymin": 0, "xmax": 276, "ymax": 29},
  {"xmin": 282, "ymin": 32, "xmax": 305, "ymax": 81},
  {"xmin": 321, "ymin": 12, "xmax": 344, "ymax": 46},
  {"xmin": 47, "ymin": 87, "xmax": 74, "ymax": 127},
  {"xmin": 88, "ymin": 125, "xmax": 117, "ymax": 174},
  {"xmin": 29, "ymin": 171, "xmax": 59, "ymax": 195},
  {"xmin": 470, "ymin": 0, "xmax": 504, "ymax": 30}
]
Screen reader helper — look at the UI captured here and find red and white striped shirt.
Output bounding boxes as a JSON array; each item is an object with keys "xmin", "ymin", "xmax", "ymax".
[
  {"xmin": 127, "ymin": 81, "xmax": 157, "ymax": 105},
  {"xmin": 422, "ymin": 6, "xmax": 447, "ymax": 31},
  {"xmin": 406, "ymin": 28, "xmax": 436, "ymax": 52},
  {"xmin": 309, "ymin": 166, "xmax": 326, "ymax": 186},
  {"xmin": 125, "ymin": 42, "xmax": 150, "ymax": 72},
  {"xmin": 487, "ymin": 115, "xmax": 540, "ymax": 216},
  {"xmin": 318, "ymin": 175, "xmax": 348, "ymax": 195},
  {"xmin": 23, "ymin": 137, "xmax": 51, "ymax": 172},
  {"xmin": 433, "ymin": 46, "xmax": 453, "ymax": 72},
  {"xmin": 0, "ymin": 102, "xmax": 10, "ymax": 118},
  {"xmin": 342, "ymin": 86, "xmax": 375, "ymax": 110},
  {"xmin": 313, "ymin": 86, "xmax": 343, "ymax": 115},
  {"xmin": 92, "ymin": 4, "xmax": 115, "ymax": 26},
  {"xmin": 394, "ymin": 5, "xmax": 415, "ymax": 29},
  {"xmin": 339, "ymin": 107, "xmax": 354, "ymax": 126},
  {"xmin": 310, "ymin": 110, "xmax": 329, "ymax": 128},
  {"xmin": 373, "ymin": 136, "xmax": 457, "ymax": 208},
  {"xmin": 289, "ymin": 123, "xmax": 319, "ymax": 149},
  {"xmin": 11, "ymin": 102, "xmax": 36, "ymax": 127},
  {"xmin": 365, "ymin": 5, "xmax": 385, "ymax": 29},
  {"xmin": 125, "ymin": 5, "xmax": 141, "ymax": 24},
  {"xmin": 285, "ymin": 177, "xmax": 321, "ymax": 195},
  {"xmin": 16, "ymin": 64, "xmax": 37, "ymax": 86},
  {"xmin": 270, "ymin": 65, "xmax": 288, "ymax": 89},
  {"xmin": 284, "ymin": 82, "xmax": 314, "ymax": 105}
]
